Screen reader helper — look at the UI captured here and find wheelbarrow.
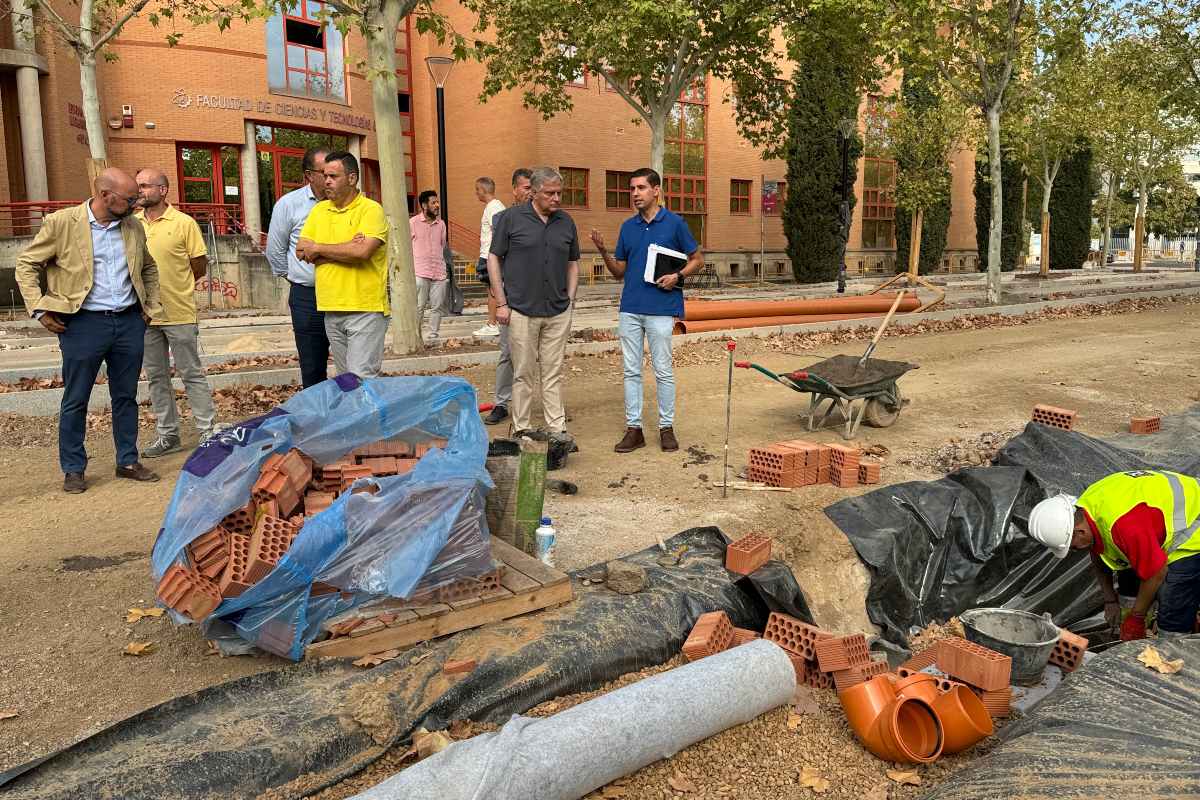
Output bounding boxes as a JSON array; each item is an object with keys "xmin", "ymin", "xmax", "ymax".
[{"xmin": 735, "ymin": 354, "xmax": 917, "ymax": 439}]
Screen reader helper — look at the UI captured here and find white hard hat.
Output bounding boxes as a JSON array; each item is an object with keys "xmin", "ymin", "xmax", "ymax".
[{"xmin": 1028, "ymin": 494, "xmax": 1078, "ymax": 559}]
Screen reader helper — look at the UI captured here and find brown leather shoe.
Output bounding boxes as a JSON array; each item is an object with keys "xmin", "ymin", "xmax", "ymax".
[
  {"xmin": 115, "ymin": 462, "xmax": 160, "ymax": 482},
  {"xmin": 659, "ymin": 426, "xmax": 679, "ymax": 452},
  {"xmin": 614, "ymin": 427, "xmax": 645, "ymax": 453},
  {"xmin": 63, "ymin": 472, "xmax": 87, "ymax": 494}
]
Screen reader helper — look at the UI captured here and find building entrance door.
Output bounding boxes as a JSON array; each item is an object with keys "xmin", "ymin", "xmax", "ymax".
[{"xmin": 255, "ymin": 124, "xmax": 349, "ymax": 227}]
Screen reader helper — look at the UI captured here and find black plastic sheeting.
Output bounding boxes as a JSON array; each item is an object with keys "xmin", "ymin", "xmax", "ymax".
[
  {"xmin": 0, "ymin": 527, "xmax": 811, "ymax": 800},
  {"xmin": 825, "ymin": 414, "xmax": 1200, "ymax": 648},
  {"xmin": 924, "ymin": 634, "xmax": 1200, "ymax": 799}
]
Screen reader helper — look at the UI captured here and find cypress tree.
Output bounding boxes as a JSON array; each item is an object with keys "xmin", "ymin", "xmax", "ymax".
[
  {"xmin": 894, "ymin": 69, "xmax": 951, "ymax": 275},
  {"xmin": 782, "ymin": 11, "xmax": 866, "ymax": 283},
  {"xmin": 1048, "ymin": 143, "xmax": 1094, "ymax": 269},
  {"xmin": 974, "ymin": 148, "xmax": 1025, "ymax": 272}
]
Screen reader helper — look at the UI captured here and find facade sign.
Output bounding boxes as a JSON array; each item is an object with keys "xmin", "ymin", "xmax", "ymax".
[
  {"xmin": 762, "ymin": 180, "xmax": 779, "ymax": 214},
  {"xmin": 169, "ymin": 89, "xmax": 374, "ymax": 132}
]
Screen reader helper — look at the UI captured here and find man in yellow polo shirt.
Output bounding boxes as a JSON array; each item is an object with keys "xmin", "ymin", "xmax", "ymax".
[
  {"xmin": 295, "ymin": 151, "xmax": 389, "ymax": 377},
  {"xmin": 134, "ymin": 168, "xmax": 218, "ymax": 457}
]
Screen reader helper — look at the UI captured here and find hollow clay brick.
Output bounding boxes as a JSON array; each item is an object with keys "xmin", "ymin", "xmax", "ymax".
[
  {"xmin": 192, "ymin": 531, "xmax": 231, "ymax": 580},
  {"xmin": 1032, "ymin": 404, "xmax": 1077, "ymax": 431},
  {"xmin": 785, "ymin": 651, "xmax": 809, "ymax": 683},
  {"xmin": 304, "ymin": 491, "xmax": 336, "ymax": 516},
  {"xmin": 937, "ymin": 637, "xmax": 1012, "ymax": 691},
  {"xmin": 156, "ymin": 564, "xmax": 222, "ymax": 621},
  {"xmin": 817, "ymin": 446, "xmax": 832, "ymax": 467},
  {"xmin": 974, "ymin": 686, "xmax": 1012, "ymax": 718},
  {"xmin": 276, "ymin": 449, "xmax": 313, "ymax": 492},
  {"xmin": 1047, "ymin": 628, "xmax": 1088, "ymax": 672},
  {"xmin": 253, "ymin": 469, "xmax": 300, "ymax": 518},
  {"xmin": 726, "ymin": 533, "xmax": 772, "ymax": 575},
  {"xmin": 1130, "ymin": 416, "xmax": 1162, "ymax": 435},
  {"xmin": 778, "ymin": 440, "xmax": 822, "ymax": 467},
  {"xmin": 361, "ymin": 456, "xmax": 399, "ymax": 476},
  {"xmin": 858, "ymin": 459, "xmax": 882, "ymax": 485},
  {"xmin": 340, "ymin": 465, "xmax": 374, "ymax": 491},
  {"xmin": 806, "ymin": 667, "xmax": 834, "ymax": 690},
  {"xmin": 900, "ymin": 647, "xmax": 939, "ymax": 672},
  {"xmin": 682, "ymin": 611, "xmax": 735, "ymax": 662},
  {"xmin": 833, "ymin": 658, "xmax": 890, "ymax": 693},
  {"xmin": 814, "ymin": 633, "xmax": 871, "ymax": 672},
  {"xmin": 828, "ymin": 464, "xmax": 859, "ymax": 489},
  {"xmin": 764, "ymin": 612, "xmax": 830, "ymax": 661},
  {"xmin": 188, "ymin": 526, "xmax": 228, "ymax": 562},
  {"xmin": 731, "ymin": 627, "xmax": 762, "ymax": 646},
  {"xmin": 221, "ymin": 500, "xmax": 257, "ymax": 536},
  {"xmin": 246, "ymin": 515, "xmax": 301, "ymax": 583},
  {"xmin": 219, "ymin": 533, "xmax": 254, "ymax": 598},
  {"xmin": 444, "ymin": 658, "xmax": 477, "ymax": 675},
  {"xmin": 747, "ymin": 464, "xmax": 795, "ymax": 488},
  {"xmin": 827, "ymin": 443, "xmax": 861, "ymax": 470}
]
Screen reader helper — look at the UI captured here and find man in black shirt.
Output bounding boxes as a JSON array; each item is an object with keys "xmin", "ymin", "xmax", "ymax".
[{"xmin": 487, "ymin": 166, "xmax": 579, "ymax": 439}]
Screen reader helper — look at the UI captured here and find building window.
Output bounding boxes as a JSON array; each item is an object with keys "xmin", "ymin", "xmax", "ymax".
[
  {"xmin": 764, "ymin": 180, "xmax": 786, "ymax": 216},
  {"xmin": 664, "ymin": 78, "xmax": 708, "ymax": 244},
  {"xmin": 178, "ymin": 144, "xmax": 241, "ymax": 206},
  {"xmin": 606, "ymin": 170, "xmax": 633, "ymax": 209},
  {"xmin": 862, "ymin": 158, "xmax": 896, "ymax": 249},
  {"xmin": 254, "ymin": 125, "xmax": 349, "ymax": 227},
  {"xmin": 266, "ymin": 1, "xmax": 347, "ymax": 103},
  {"xmin": 560, "ymin": 167, "xmax": 588, "ymax": 207},
  {"xmin": 730, "ymin": 179, "xmax": 751, "ymax": 214}
]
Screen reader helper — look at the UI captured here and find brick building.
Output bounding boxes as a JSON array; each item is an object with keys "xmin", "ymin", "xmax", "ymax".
[{"xmin": 0, "ymin": 1, "xmax": 980, "ymax": 279}]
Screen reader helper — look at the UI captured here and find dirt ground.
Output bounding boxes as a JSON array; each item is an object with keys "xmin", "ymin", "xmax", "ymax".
[{"xmin": 1, "ymin": 299, "xmax": 1198, "ymax": 780}]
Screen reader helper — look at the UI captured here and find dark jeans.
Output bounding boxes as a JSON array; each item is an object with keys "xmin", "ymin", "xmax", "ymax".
[
  {"xmin": 1157, "ymin": 554, "xmax": 1200, "ymax": 633},
  {"xmin": 57, "ymin": 306, "xmax": 146, "ymax": 474},
  {"xmin": 288, "ymin": 282, "xmax": 329, "ymax": 388}
]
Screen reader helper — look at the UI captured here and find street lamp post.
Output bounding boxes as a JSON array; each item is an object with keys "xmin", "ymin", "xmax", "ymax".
[
  {"xmin": 836, "ymin": 118, "xmax": 856, "ymax": 294},
  {"xmin": 425, "ymin": 56, "xmax": 455, "ymax": 228}
]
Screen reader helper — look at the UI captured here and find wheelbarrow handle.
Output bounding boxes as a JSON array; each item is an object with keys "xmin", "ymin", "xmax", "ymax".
[
  {"xmin": 787, "ymin": 371, "xmax": 810, "ymax": 381},
  {"xmin": 734, "ymin": 361, "xmax": 751, "ymax": 368}
]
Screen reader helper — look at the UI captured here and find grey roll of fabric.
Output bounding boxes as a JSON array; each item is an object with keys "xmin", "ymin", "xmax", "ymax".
[{"xmin": 350, "ymin": 638, "xmax": 797, "ymax": 800}]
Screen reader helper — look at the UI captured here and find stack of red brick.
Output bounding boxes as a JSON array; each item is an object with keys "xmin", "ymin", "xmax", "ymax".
[
  {"xmin": 156, "ymin": 436, "xmax": 446, "ymax": 623},
  {"xmin": 747, "ymin": 440, "xmax": 882, "ymax": 489}
]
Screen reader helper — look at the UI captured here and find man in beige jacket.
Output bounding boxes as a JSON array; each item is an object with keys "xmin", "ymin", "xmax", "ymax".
[{"xmin": 16, "ymin": 168, "xmax": 164, "ymax": 493}]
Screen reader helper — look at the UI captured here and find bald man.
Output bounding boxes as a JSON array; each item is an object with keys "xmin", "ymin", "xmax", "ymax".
[
  {"xmin": 16, "ymin": 168, "xmax": 164, "ymax": 493},
  {"xmin": 135, "ymin": 168, "xmax": 217, "ymax": 457}
]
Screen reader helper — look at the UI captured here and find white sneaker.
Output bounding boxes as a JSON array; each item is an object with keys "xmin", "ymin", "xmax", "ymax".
[{"xmin": 473, "ymin": 323, "xmax": 501, "ymax": 337}]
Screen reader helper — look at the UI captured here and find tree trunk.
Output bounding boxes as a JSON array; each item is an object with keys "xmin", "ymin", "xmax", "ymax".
[
  {"xmin": 1039, "ymin": 175, "xmax": 1052, "ymax": 277},
  {"xmin": 367, "ymin": 1, "xmax": 421, "ymax": 355},
  {"xmin": 985, "ymin": 104, "xmax": 1003, "ymax": 303},
  {"xmin": 648, "ymin": 111, "xmax": 666, "ymax": 178},
  {"xmin": 1101, "ymin": 175, "xmax": 1114, "ymax": 265},
  {"xmin": 1133, "ymin": 183, "xmax": 1147, "ymax": 273},
  {"xmin": 908, "ymin": 207, "xmax": 923, "ymax": 280}
]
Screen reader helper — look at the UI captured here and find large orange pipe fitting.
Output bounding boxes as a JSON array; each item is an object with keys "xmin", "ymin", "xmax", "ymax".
[
  {"xmin": 931, "ymin": 685, "xmax": 994, "ymax": 754},
  {"xmin": 839, "ymin": 675, "xmax": 944, "ymax": 764},
  {"xmin": 683, "ymin": 294, "xmax": 921, "ymax": 321},
  {"xmin": 673, "ymin": 313, "xmax": 877, "ymax": 335},
  {"xmin": 893, "ymin": 672, "xmax": 940, "ymax": 705}
]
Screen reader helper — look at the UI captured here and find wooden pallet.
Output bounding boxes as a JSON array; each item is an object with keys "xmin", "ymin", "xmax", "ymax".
[{"xmin": 305, "ymin": 535, "xmax": 574, "ymax": 659}]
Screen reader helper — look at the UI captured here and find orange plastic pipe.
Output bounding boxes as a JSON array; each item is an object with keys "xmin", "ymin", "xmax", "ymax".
[
  {"xmin": 840, "ymin": 675, "xmax": 944, "ymax": 764},
  {"xmin": 893, "ymin": 672, "xmax": 940, "ymax": 705},
  {"xmin": 931, "ymin": 685, "xmax": 994, "ymax": 754},
  {"xmin": 683, "ymin": 294, "xmax": 920, "ymax": 321},
  {"xmin": 673, "ymin": 312, "xmax": 882, "ymax": 335}
]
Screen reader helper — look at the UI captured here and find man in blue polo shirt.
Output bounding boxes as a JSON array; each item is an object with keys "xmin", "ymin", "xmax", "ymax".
[{"xmin": 591, "ymin": 167, "xmax": 702, "ymax": 453}]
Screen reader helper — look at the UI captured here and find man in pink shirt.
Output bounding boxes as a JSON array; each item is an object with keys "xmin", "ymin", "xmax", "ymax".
[{"xmin": 410, "ymin": 190, "xmax": 447, "ymax": 343}]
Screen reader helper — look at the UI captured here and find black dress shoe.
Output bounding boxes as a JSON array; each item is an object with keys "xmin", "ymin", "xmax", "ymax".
[
  {"xmin": 63, "ymin": 472, "xmax": 87, "ymax": 494},
  {"xmin": 484, "ymin": 405, "xmax": 509, "ymax": 425},
  {"xmin": 115, "ymin": 462, "xmax": 160, "ymax": 482}
]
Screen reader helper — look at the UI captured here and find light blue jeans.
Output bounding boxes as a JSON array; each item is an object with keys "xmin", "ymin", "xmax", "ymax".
[{"xmin": 618, "ymin": 312, "xmax": 675, "ymax": 429}]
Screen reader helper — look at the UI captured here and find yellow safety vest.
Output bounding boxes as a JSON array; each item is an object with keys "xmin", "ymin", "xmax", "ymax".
[{"xmin": 1076, "ymin": 470, "xmax": 1200, "ymax": 571}]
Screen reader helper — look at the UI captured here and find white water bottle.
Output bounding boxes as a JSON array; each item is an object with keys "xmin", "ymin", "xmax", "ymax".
[{"xmin": 535, "ymin": 516, "xmax": 556, "ymax": 567}]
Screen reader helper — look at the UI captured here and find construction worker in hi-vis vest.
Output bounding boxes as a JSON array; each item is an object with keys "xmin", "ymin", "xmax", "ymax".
[{"xmin": 1028, "ymin": 470, "xmax": 1200, "ymax": 641}]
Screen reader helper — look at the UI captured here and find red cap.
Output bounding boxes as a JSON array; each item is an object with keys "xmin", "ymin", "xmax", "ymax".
[{"xmin": 726, "ymin": 340, "xmax": 736, "ymax": 351}]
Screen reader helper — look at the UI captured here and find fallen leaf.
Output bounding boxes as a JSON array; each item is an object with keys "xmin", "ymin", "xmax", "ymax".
[
  {"xmin": 353, "ymin": 649, "xmax": 401, "ymax": 668},
  {"xmin": 0, "ymin": 711, "xmax": 17, "ymax": 721},
  {"xmin": 886, "ymin": 769, "xmax": 921, "ymax": 786},
  {"xmin": 791, "ymin": 685, "xmax": 821, "ymax": 715},
  {"xmin": 125, "ymin": 607, "xmax": 165, "ymax": 623},
  {"xmin": 122, "ymin": 641, "xmax": 156, "ymax": 656},
  {"xmin": 447, "ymin": 719, "xmax": 471, "ymax": 739},
  {"xmin": 412, "ymin": 728, "xmax": 451, "ymax": 760},
  {"xmin": 864, "ymin": 785, "xmax": 890, "ymax": 800},
  {"xmin": 601, "ymin": 786, "xmax": 628, "ymax": 798},
  {"xmin": 1138, "ymin": 645, "xmax": 1184, "ymax": 674},
  {"xmin": 800, "ymin": 766, "xmax": 831, "ymax": 793},
  {"xmin": 667, "ymin": 772, "xmax": 697, "ymax": 793},
  {"xmin": 786, "ymin": 712, "xmax": 804, "ymax": 730}
]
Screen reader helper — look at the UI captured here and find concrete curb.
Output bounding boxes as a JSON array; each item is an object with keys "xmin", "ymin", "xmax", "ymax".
[{"xmin": 1, "ymin": 284, "xmax": 1196, "ymax": 416}]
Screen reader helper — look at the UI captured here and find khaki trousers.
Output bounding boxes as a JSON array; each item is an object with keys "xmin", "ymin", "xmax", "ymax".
[{"xmin": 508, "ymin": 307, "xmax": 571, "ymax": 433}]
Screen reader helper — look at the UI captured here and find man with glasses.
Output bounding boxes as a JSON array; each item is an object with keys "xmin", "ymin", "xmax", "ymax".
[
  {"xmin": 266, "ymin": 147, "xmax": 331, "ymax": 387},
  {"xmin": 16, "ymin": 168, "xmax": 164, "ymax": 493},
  {"xmin": 134, "ymin": 168, "xmax": 218, "ymax": 457}
]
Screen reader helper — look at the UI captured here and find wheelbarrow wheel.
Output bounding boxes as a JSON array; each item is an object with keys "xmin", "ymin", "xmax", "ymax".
[{"xmin": 863, "ymin": 394, "xmax": 902, "ymax": 428}]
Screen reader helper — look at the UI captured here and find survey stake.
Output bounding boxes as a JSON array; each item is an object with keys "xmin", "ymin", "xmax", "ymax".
[{"xmin": 644, "ymin": 243, "xmax": 689, "ymax": 285}]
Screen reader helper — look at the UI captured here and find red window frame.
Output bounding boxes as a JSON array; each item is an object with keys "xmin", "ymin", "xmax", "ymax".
[
  {"xmin": 560, "ymin": 166, "xmax": 588, "ymax": 208},
  {"xmin": 283, "ymin": 1, "xmax": 334, "ymax": 99},
  {"xmin": 663, "ymin": 78, "xmax": 708, "ymax": 243},
  {"xmin": 730, "ymin": 178, "xmax": 752, "ymax": 215},
  {"xmin": 862, "ymin": 158, "xmax": 896, "ymax": 249},
  {"xmin": 606, "ymin": 170, "xmax": 633, "ymax": 210},
  {"xmin": 176, "ymin": 143, "xmax": 242, "ymax": 205},
  {"xmin": 395, "ymin": 17, "xmax": 416, "ymax": 212}
]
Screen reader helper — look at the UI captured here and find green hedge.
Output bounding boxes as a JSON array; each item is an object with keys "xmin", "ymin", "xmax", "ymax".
[
  {"xmin": 1048, "ymin": 144, "xmax": 1094, "ymax": 270},
  {"xmin": 894, "ymin": 69, "xmax": 951, "ymax": 275},
  {"xmin": 974, "ymin": 149, "xmax": 1024, "ymax": 272}
]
